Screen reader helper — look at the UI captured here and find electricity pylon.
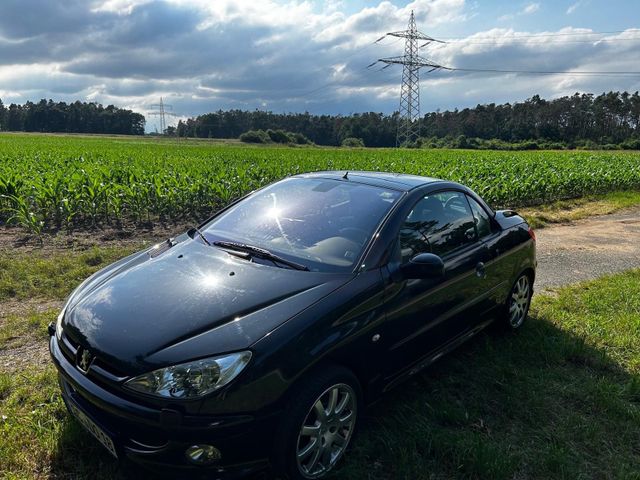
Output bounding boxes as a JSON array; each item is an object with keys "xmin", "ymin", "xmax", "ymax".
[
  {"xmin": 370, "ymin": 11, "xmax": 446, "ymax": 146},
  {"xmin": 149, "ymin": 97, "xmax": 174, "ymax": 134}
]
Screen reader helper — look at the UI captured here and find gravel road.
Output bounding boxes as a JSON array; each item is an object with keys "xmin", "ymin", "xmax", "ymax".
[{"xmin": 535, "ymin": 206, "xmax": 640, "ymax": 291}]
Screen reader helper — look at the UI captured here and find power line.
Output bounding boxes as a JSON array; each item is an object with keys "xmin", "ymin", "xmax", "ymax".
[
  {"xmin": 444, "ymin": 67, "xmax": 640, "ymax": 76},
  {"xmin": 289, "ymin": 27, "xmax": 640, "ymax": 106},
  {"xmin": 294, "ymin": 66, "xmax": 640, "ymax": 104},
  {"xmin": 439, "ymin": 29, "xmax": 635, "ymax": 40},
  {"xmin": 440, "ymin": 37, "xmax": 640, "ymax": 46}
]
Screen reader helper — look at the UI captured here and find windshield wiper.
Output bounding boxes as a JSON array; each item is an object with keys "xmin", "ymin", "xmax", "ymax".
[
  {"xmin": 189, "ymin": 226, "xmax": 211, "ymax": 246},
  {"xmin": 213, "ymin": 241, "xmax": 309, "ymax": 271}
]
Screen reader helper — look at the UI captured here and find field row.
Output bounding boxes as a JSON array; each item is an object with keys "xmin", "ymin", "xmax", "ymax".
[{"xmin": 1, "ymin": 134, "xmax": 640, "ymax": 232}]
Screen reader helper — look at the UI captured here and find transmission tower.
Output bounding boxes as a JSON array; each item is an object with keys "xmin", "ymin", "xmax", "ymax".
[
  {"xmin": 370, "ymin": 11, "xmax": 446, "ymax": 146},
  {"xmin": 149, "ymin": 97, "xmax": 174, "ymax": 134}
]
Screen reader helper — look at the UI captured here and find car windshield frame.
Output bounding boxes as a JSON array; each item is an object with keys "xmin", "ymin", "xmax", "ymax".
[{"xmin": 200, "ymin": 177, "xmax": 404, "ymax": 273}]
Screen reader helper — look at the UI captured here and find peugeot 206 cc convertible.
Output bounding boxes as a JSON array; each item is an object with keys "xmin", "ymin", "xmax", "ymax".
[{"xmin": 49, "ymin": 171, "xmax": 536, "ymax": 479}]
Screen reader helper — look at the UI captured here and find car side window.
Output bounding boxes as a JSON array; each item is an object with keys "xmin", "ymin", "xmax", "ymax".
[
  {"xmin": 467, "ymin": 195, "xmax": 493, "ymax": 238},
  {"xmin": 398, "ymin": 191, "xmax": 477, "ymax": 262}
]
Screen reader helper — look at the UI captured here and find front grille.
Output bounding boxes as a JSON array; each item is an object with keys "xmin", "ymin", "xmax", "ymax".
[
  {"xmin": 58, "ymin": 332, "xmax": 127, "ymax": 391},
  {"xmin": 59, "ymin": 332, "xmax": 78, "ymax": 362}
]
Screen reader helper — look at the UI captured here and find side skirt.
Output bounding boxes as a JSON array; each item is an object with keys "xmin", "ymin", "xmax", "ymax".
[{"xmin": 381, "ymin": 316, "xmax": 495, "ymax": 393}]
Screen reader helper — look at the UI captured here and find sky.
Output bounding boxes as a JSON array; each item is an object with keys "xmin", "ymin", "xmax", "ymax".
[{"xmin": 0, "ymin": 0, "xmax": 639, "ymax": 131}]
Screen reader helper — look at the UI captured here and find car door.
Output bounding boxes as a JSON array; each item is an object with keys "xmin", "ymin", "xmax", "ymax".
[
  {"xmin": 380, "ymin": 190, "xmax": 489, "ymax": 380},
  {"xmin": 466, "ymin": 194, "xmax": 510, "ymax": 315}
]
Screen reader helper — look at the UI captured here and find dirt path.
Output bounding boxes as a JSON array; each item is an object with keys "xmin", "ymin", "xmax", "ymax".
[{"xmin": 535, "ymin": 206, "xmax": 640, "ymax": 291}]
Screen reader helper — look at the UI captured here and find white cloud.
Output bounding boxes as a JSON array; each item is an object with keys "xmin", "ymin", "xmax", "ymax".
[
  {"xmin": 499, "ymin": 2, "xmax": 539, "ymax": 21},
  {"xmin": 0, "ymin": 0, "xmax": 639, "ymax": 126},
  {"xmin": 567, "ymin": 1, "xmax": 582, "ymax": 14},
  {"xmin": 91, "ymin": 0, "xmax": 152, "ymax": 14}
]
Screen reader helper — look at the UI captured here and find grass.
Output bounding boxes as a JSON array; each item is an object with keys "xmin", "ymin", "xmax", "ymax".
[
  {"xmin": 0, "ymin": 244, "xmax": 146, "ymax": 479},
  {"xmin": 0, "ymin": 310, "xmax": 57, "ymax": 351},
  {"xmin": 0, "ymin": 245, "xmax": 141, "ymax": 302},
  {"xmin": 1, "ymin": 251, "xmax": 640, "ymax": 479},
  {"xmin": 0, "ymin": 366, "xmax": 125, "ymax": 480},
  {"xmin": 338, "ymin": 270, "xmax": 640, "ymax": 479},
  {"xmin": 520, "ymin": 190, "xmax": 640, "ymax": 228}
]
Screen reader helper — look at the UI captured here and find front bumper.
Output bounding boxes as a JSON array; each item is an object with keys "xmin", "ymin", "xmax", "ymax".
[{"xmin": 49, "ymin": 336, "xmax": 277, "ymax": 477}]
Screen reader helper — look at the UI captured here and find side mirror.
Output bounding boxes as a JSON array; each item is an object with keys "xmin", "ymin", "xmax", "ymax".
[{"xmin": 401, "ymin": 253, "xmax": 445, "ymax": 279}]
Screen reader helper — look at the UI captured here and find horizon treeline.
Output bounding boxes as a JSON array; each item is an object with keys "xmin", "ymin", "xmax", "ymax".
[
  {"xmin": 175, "ymin": 91, "xmax": 640, "ymax": 147},
  {"xmin": 2, "ymin": 92, "xmax": 640, "ymax": 147},
  {"xmin": 0, "ymin": 99, "xmax": 145, "ymax": 135}
]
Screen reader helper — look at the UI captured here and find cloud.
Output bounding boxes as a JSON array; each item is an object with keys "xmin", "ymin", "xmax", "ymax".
[
  {"xmin": 0, "ymin": 0, "xmax": 638, "ymax": 130},
  {"xmin": 498, "ymin": 2, "xmax": 540, "ymax": 21},
  {"xmin": 566, "ymin": 1, "xmax": 583, "ymax": 14}
]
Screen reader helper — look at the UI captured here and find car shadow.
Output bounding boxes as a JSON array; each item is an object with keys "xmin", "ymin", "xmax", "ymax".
[{"xmin": 332, "ymin": 312, "xmax": 640, "ymax": 479}]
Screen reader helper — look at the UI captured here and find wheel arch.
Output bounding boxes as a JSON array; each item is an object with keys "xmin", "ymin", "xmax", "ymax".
[{"xmin": 278, "ymin": 358, "xmax": 365, "ymax": 411}]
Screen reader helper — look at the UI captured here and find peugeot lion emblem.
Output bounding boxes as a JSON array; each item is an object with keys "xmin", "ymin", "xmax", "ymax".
[{"xmin": 77, "ymin": 348, "xmax": 94, "ymax": 373}]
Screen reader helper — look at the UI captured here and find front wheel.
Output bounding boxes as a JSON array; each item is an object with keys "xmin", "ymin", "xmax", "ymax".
[
  {"xmin": 504, "ymin": 273, "xmax": 532, "ymax": 329},
  {"xmin": 273, "ymin": 366, "xmax": 360, "ymax": 479}
]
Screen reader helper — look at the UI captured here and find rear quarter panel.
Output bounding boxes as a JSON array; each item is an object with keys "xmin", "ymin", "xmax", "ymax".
[{"xmin": 488, "ymin": 211, "xmax": 536, "ymax": 304}]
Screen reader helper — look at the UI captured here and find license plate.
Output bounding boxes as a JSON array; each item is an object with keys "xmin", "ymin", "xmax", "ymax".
[{"xmin": 69, "ymin": 402, "xmax": 118, "ymax": 458}]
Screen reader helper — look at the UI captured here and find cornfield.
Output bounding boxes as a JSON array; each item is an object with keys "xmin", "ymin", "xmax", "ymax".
[{"xmin": 2, "ymin": 134, "xmax": 640, "ymax": 233}]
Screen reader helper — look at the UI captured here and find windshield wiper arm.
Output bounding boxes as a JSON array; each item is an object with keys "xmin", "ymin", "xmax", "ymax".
[
  {"xmin": 189, "ymin": 226, "xmax": 211, "ymax": 246},
  {"xmin": 213, "ymin": 241, "xmax": 309, "ymax": 271}
]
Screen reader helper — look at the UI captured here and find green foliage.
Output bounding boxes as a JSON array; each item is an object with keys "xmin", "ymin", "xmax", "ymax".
[
  {"xmin": 1, "ymin": 133, "xmax": 640, "ymax": 232},
  {"xmin": 341, "ymin": 137, "xmax": 365, "ymax": 147},
  {"xmin": 266, "ymin": 128, "xmax": 291, "ymax": 144},
  {"xmin": 291, "ymin": 132, "xmax": 312, "ymax": 145},
  {"xmin": 238, "ymin": 129, "xmax": 271, "ymax": 143},
  {"xmin": 418, "ymin": 136, "xmax": 551, "ymax": 150},
  {"xmin": 0, "ymin": 366, "xmax": 123, "ymax": 479},
  {"xmin": 239, "ymin": 129, "xmax": 311, "ymax": 145},
  {"xmin": 0, "ymin": 246, "xmax": 140, "ymax": 302},
  {"xmin": 621, "ymin": 138, "xmax": 640, "ymax": 150},
  {"xmin": 520, "ymin": 190, "xmax": 640, "ymax": 229},
  {"xmin": 178, "ymin": 92, "xmax": 640, "ymax": 148},
  {"xmin": 0, "ymin": 98, "xmax": 144, "ymax": 135}
]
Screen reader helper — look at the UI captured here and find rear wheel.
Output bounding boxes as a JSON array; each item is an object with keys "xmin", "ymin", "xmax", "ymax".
[
  {"xmin": 505, "ymin": 273, "xmax": 532, "ymax": 329},
  {"xmin": 273, "ymin": 366, "xmax": 360, "ymax": 479}
]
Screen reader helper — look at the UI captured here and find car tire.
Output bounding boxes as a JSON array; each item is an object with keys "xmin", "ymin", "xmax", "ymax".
[
  {"xmin": 273, "ymin": 365, "xmax": 361, "ymax": 480},
  {"xmin": 502, "ymin": 272, "xmax": 532, "ymax": 330}
]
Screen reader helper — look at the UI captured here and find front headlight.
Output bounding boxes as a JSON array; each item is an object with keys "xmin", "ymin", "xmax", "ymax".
[{"xmin": 124, "ymin": 351, "xmax": 252, "ymax": 399}]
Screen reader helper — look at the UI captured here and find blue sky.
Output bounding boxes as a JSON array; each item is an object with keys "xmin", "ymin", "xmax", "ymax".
[{"xmin": 0, "ymin": 0, "xmax": 638, "ymax": 131}]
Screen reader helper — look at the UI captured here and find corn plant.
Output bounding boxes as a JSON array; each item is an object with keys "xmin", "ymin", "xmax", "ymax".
[{"xmin": 0, "ymin": 133, "xmax": 639, "ymax": 232}]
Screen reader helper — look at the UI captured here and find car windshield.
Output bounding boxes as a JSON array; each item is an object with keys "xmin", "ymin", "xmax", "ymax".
[{"xmin": 202, "ymin": 177, "xmax": 403, "ymax": 272}]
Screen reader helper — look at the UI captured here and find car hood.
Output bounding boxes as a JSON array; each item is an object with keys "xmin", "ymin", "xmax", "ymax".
[{"xmin": 63, "ymin": 235, "xmax": 352, "ymax": 375}]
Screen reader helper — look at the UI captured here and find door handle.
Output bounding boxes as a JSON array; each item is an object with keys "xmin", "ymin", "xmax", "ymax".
[{"xmin": 475, "ymin": 262, "xmax": 486, "ymax": 278}]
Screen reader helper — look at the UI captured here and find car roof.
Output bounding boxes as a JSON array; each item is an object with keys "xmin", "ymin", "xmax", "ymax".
[{"xmin": 295, "ymin": 171, "xmax": 444, "ymax": 192}]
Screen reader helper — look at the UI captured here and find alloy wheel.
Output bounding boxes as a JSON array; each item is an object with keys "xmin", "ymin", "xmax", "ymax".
[
  {"xmin": 509, "ymin": 275, "xmax": 531, "ymax": 328},
  {"xmin": 296, "ymin": 383, "xmax": 357, "ymax": 478}
]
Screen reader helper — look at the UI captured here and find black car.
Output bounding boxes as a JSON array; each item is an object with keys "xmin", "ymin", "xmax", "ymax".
[{"xmin": 49, "ymin": 171, "xmax": 536, "ymax": 479}]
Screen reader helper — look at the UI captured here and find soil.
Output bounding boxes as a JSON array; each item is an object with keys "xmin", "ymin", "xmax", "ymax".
[
  {"xmin": 535, "ymin": 206, "xmax": 640, "ymax": 290},
  {"xmin": 0, "ymin": 300, "xmax": 63, "ymax": 373},
  {"xmin": 0, "ymin": 223, "xmax": 191, "ymax": 255}
]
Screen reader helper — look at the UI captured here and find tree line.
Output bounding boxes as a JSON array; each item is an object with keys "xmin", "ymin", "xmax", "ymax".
[
  {"xmin": 176, "ymin": 91, "xmax": 640, "ymax": 148},
  {"xmin": 0, "ymin": 99, "xmax": 145, "ymax": 135},
  {"xmin": 2, "ymin": 92, "xmax": 639, "ymax": 147}
]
